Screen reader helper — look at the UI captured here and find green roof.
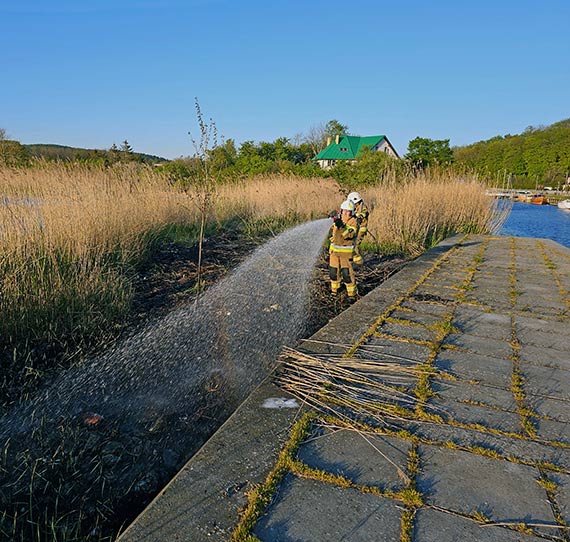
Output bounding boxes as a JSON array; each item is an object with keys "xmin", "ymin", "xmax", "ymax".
[{"xmin": 313, "ymin": 135, "xmax": 387, "ymax": 161}]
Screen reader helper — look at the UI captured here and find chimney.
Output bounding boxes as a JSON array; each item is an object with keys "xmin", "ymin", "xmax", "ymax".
[
  {"xmin": 335, "ymin": 134, "xmax": 340, "ymax": 144},
  {"xmin": 326, "ymin": 136, "xmax": 332, "ymax": 146}
]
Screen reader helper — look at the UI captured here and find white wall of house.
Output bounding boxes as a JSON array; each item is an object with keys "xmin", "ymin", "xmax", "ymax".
[
  {"xmin": 317, "ymin": 159, "xmax": 335, "ymax": 170},
  {"xmin": 372, "ymin": 140, "xmax": 398, "ymax": 158}
]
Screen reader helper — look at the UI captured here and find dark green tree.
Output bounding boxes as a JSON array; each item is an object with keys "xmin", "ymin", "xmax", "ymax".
[
  {"xmin": 324, "ymin": 119, "xmax": 349, "ymax": 138},
  {"xmin": 0, "ymin": 129, "xmax": 29, "ymax": 166},
  {"xmin": 121, "ymin": 140, "xmax": 133, "ymax": 154},
  {"xmin": 208, "ymin": 138, "xmax": 237, "ymax": 173},
  {"xmin": 406, "ymin": 137, "xmax": 453, "ymax": 168}
]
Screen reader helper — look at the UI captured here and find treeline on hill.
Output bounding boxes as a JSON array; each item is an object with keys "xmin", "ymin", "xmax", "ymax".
[
  {"xmin": 453, "ymin": 119, "xmax": 570, "ymax": 188},
  {"xmin": 0, "ymin": 121, "xmax": 406, "ymax": 187},
  {"xmin": 4, "ymin": 118, "xmax": 570, "ymax": 190},
  {"xmin": 0, "ymin": 130, "xmax": 166, "ymax": 166},
  {"xmin": 26, "ymin": 142, "xmax": 166, "ymax": 165}
]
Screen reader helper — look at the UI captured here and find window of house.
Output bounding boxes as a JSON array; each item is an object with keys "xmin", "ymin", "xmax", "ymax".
[{"xmin": 340, "ymin": 147, "xmax": 348, "ymax": 152}]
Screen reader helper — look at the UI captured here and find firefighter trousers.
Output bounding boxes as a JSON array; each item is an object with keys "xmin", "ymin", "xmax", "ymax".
[{"xmin": 329, "ymin": 251, "xmax": 357, "ymax": 296}]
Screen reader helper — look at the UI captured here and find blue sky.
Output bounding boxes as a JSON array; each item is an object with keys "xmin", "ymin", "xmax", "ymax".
[{"xmin": 1, "ymin": 0, "xmax": 569, "ymax": 159}]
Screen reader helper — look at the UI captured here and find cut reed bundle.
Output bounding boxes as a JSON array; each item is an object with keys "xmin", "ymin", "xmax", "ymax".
[{"xmin": 274, "ymin": 346, "xmax": 427, "ymax": 426}]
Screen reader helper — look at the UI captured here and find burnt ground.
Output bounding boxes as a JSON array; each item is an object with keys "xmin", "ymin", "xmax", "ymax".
[
  {"xmin": 131, "ymin": 227, "xmax": 409, "ymax": 336},
  {"xmin": 0, "ymin": 224, "xmax": 409, "ymax": 542}
]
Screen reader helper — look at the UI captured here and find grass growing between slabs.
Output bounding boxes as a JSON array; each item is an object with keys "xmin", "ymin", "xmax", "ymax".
[
  {"xmin": 233, "ymin": 407, "xmax": 570, "ymax": 542},
  {"xmin": 232, "ymin": 238, "xmax": 570, "ymax": 540}
]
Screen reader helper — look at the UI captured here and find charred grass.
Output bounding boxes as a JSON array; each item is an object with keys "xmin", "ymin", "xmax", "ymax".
[{"xmin": 0, "ymin": 220, "xmax": 408, "ymax": 542}]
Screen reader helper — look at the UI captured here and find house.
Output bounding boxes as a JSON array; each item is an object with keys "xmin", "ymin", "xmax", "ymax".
[{"xmin": 313, "ymin": 134, "xmax": 399, "ymax": 170}]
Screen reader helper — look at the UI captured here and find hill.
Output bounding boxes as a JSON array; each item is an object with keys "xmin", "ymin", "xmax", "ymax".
[
  {"xmin": 453, "ymin": 119, "xmax": 570, "ymax": 187},
  {"xmin": 24, "ymin": 143, "xmax": 168, "ymax": 165}
]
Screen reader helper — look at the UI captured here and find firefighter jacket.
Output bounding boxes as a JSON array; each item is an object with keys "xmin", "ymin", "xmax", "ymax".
[
  {"xmin": 355, "ymin": 202, "xmax": 369, "ymax": 238},
  {"xmin": 329, "ymin": 216, "xmax": 358, "ymax": 254}
]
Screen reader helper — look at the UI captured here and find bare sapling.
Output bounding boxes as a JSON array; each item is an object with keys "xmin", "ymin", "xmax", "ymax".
[{"xmin": 188, "ymin": 98, "xmax": 219, "ymax": 291}]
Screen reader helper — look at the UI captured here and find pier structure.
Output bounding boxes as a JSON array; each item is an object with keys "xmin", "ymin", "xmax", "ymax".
[{"xmin": 120, "ymin": 234, "xmax": 570, "ymax": 542}]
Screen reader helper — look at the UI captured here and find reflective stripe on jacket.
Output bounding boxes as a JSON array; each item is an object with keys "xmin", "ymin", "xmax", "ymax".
[
  {"xmin": 330, "ymin": 243, "xmax": 355, "ymax": 253},
  {"xmin": 330, "ymin": 216, "xmax": 358, "ymax": 253}
]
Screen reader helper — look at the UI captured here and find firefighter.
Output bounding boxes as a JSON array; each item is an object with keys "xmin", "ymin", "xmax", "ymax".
[
  {"xmin": 347, "ymin": 191, "xmax": 369, "ymax": 265},
  {"xmin": 329, "ymin": 199, "xmax": 358, "ymax": 297}
]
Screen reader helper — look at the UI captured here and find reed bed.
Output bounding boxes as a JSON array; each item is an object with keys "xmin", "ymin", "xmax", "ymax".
[
  {"xmin": 1, "ymin": 163, "xmax": 189, "ymax": 346},
  {"xmin": 0, "ymin": 163, "xmax": 340, "ymax": 350},
  {"xmin": 361, "ymin": 171, "xmax": 510, "ymax": 256},
  {"xmin": 0, "ymin": 160, "xmax": 503, "ymax": 356},
  {"xmin": 215, "ymin": 174, "xmax": 341, "ymax": 219}
]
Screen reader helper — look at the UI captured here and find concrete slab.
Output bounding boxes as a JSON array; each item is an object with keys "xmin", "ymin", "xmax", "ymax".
[
  {"xmin": 451, "ymin": 307, "xmax": 512, "ymax": 342},
  {"xmin": 390, "ymin": 309, "xmax": 445, "ymax": 328},
  {"xmin": 521, "ymin": 364, "xmax": 570, "ymax": 400},
  {"xmin": 410, "ymin": 421, "xmax": 570, "ymax": 471},
  {"xmin": 415, "ymin": 508, "xmax": 543, "ymax": 542},
  {"xmin": 552, "ymin": 472, "xmax": 570, "ymax": 526},
  {"xmin": 517, "ymin": 334, "xmax": 570, "ymax": 357},
  {"xmin": 376, "ymin": 321, "xmax": 438, "ymax": 343},
  {"xmin": 442, "ymin": 333, "xmax": 513, "ymax": 360},
  {"xmin": 414, "ymin": 285, "xmax": 458, "ymax": 302},
  {"xmin": 432, "ymin": 378, "xmax": 518, "ymax": 411},
  {"xmin": 428, "ymin": 269, "xmax": 469, "ymax": 280},
  {"xmin": 527, "ymin": 394, "xmax": 570, "ymax": 422},
  {"xmin": 470, "ymin": 295, "xmax": 512, "ymax": 310},
  {"xmin": 514, "ymin": 315, "xmax": 570, "ymax": 335},
  {"xmin": 518, "ymin": 343, "xmax": 570, "ymax": 371},
  {"xmin": 515, "ymin": 301, "xmax": 567, "ymax": 318},
  {"xmin": 434, "ymin": 349, "xmax": 513, "ymax": 387},
  {"xmin": 253, "ymin": 475, "xmax": 401, "ymax": 542},
  {"xmin": 514, "ymin": 315, "xmax": 569, "ymax": 351},
  {"xmin": 534, "ymin": 417, "xmax": 570, "ymax": 444},
  {"xmin": 467, "ymin": 288, "xmax": 513, "ymax": 302},
  {"xmin": 422, "ymin": 277, "xmax": 464, "ymax": 289},
  {"xmin": 400, "ymin": 299, "xmax": 452, "ymax": 317},
  {"xmin": 430, "ymin": 394, "xmax": 521, "ymax": 433},
  {"xmin": 297, "ymin": 428, "xmax": 411, "ymax": 491},
  {"xmin": 417, "ymin": 446, "xmax": 554, "ymax": 523}
]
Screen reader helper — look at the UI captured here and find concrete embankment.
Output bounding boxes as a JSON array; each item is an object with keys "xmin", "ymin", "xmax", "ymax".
[{"xmin": 120, "ymin": 234, "xmax": 570, "ymax": 542}]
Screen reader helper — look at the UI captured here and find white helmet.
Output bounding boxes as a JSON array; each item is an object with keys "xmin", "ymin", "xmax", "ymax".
[
  {"xmin": 340, "ymin": 200, "xmax": 355, "ymax": 213},
  {"xmin": 347, "ymin": 191, "xmax": 362, "ymax": 205}
]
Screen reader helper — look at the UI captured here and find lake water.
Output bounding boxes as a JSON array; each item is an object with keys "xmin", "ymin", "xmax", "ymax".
[{"xmin": 500, "ymin": 201, "xmax": 570, "ymax": 248}]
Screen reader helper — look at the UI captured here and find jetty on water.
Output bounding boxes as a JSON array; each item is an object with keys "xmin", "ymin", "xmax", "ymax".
[{"xmin": 120, "ymin": 234, "xmax": 570, "ymax": 542}]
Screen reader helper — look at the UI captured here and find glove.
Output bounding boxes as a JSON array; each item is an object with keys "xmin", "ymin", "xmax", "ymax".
[{"xmin": 334, "ymin": 218, "xmax": 344, "ymax": 229}]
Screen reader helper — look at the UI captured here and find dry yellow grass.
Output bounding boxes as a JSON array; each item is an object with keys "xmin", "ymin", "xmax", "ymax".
[
  {"xmin": 214, "ymin": 174, "xmax": 341, "ymax": 220},
  {"xmin": 0, "ymin": 162, "xmax": 194, "ymax": 344},
  {"xmin": 361, "ymin": 171, "xmax": 508, "ymax": 256},
  {"xmin": 0, "ymin": 160, "xmax": 501, "ymax": 347},
  {"xmin": 0, "ymin": 163, "xmax": 340, "ymax": 345}
]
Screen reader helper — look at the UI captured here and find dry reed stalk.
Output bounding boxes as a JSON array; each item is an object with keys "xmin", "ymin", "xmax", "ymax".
[
  {"xmin": 274, "ymin": 347, "xmax": 425, "ymax": 427},
  {"xmin": 274, "ymin": 347, "xmax": 436, "ymax": 484},
  {"xmin": 214, "ymin": 174, "xmax": 341, "ymax": 220},
  {"xmin": 360, "ymin": 173, "xmax": 508, "ymax": 256},
  {"xmin": 0, "ymin": 163, "xmax": 341, "ymax": 345}
]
